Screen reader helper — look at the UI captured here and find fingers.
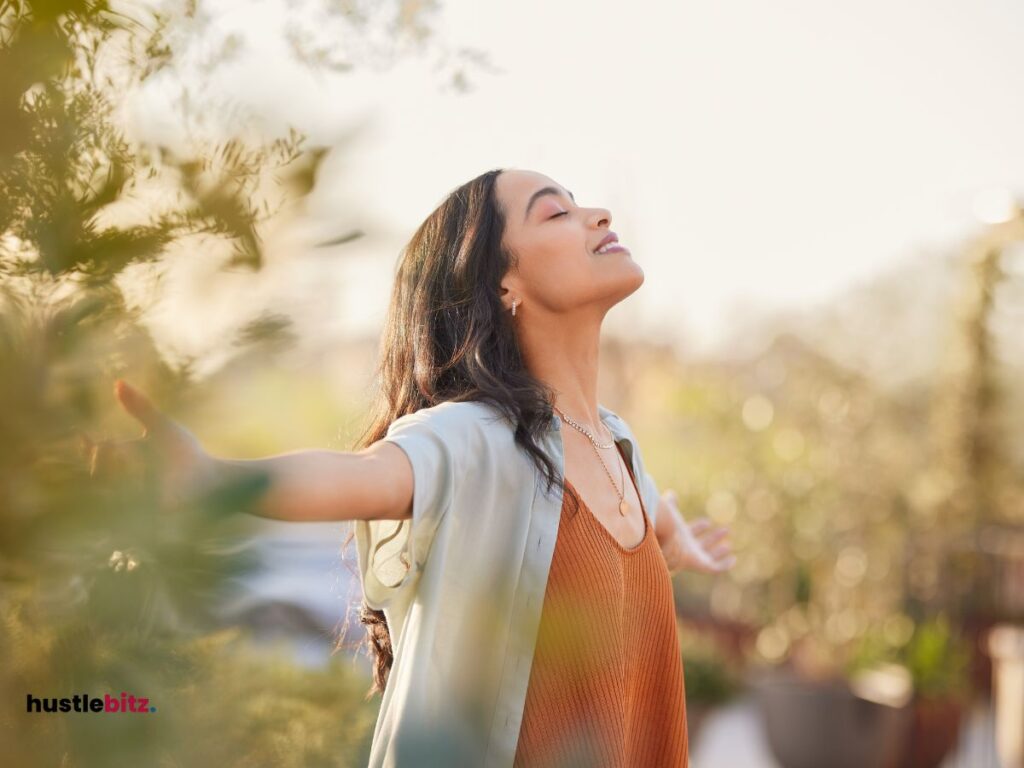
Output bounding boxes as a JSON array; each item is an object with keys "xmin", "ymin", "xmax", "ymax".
[
  {"xmin": 705, "ymin": 557, "xmax": 736, "ymax": 573},
  {"xmin": 690, "ymin": 520, "xmax": 728, "ymax": 551},
  {"xmin": 697, "ymin": 546, "xmax": 736, "ymax": 573},
  {"xmin": 689, "ymin": 517, "xmax": 735, "ymax": 571},
  {"xmin": 689, "ymin": 517, "xmax": 714, "ymax": 535},
  {"xmin": 700, "ymin": 526, "xmax": 730, "ymax": 545},
  {"xmin": 709, "ymin": 541, "xmax": 732, "ymax": 558},
  {"xmin": 663, "ymin": 495, "xmax": 737, "ymax": 573},
  {"xmin": 113, "ymin": 379, "xmax": 166, "ymax": 436}
]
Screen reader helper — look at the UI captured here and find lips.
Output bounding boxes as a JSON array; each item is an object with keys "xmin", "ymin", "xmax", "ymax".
[{"xmin": 593, "ymin": 232, "xmax": 619, "ymax": 253}]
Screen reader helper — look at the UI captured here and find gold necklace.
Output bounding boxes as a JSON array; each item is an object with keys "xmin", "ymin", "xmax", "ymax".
[
  {"xmin": 554, "ymin": 405, "xmax": 629, "ymax": 516},
  {"xmin": 554, "ymin": 407, "xmax": 614, "ymax": 448}
]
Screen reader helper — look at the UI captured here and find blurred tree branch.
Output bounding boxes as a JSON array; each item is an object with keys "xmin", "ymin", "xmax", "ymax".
[{"xmin": 0, "ymin": 0, "xmax": 468, "ymax": 764}]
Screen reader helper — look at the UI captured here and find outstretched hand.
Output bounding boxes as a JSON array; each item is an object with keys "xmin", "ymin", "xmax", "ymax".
[
  {"xmin": 113, "ymin": 378, "xmax": 172, "ymax": 437},
  {"xmin": 79, "ymin": 379, "xmax": 215, "ymax": 509},
  {"xmin": 659, "ymin": 490, "xmax": 736, "ymax": 575}
]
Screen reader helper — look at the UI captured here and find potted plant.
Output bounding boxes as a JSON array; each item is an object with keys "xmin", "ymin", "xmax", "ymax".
[
  {"xmin": 752, "ymin": 611, "xmax": 972, "ymax": 768},
  {"xmin": 881, "ymin": 614, "xmax": 973, "ymax": 768},
  {"xmin": 750, "ymin": 620, "xmax": 913, "ymax": 768}
]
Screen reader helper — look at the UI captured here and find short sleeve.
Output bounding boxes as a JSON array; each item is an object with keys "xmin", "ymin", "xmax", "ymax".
[{"xmin": 353, "ymin": 410, "xmax": 457, "ymax": 611}]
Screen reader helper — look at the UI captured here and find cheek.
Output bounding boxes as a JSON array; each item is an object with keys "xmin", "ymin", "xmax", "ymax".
[
  {"xmin": 518, "ymin": 242, "xmax": 596, "ymax": 306},
  {"xmin": 528, "ymin": 228, "xmax": 591, "ymax": 266},
  {"xmin": 520, "ymin": 233, "xmax": 590, "ymax": 282}
]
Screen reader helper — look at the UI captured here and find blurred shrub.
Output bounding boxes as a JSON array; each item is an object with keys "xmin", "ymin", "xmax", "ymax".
[{"xmin": 0, "ymin": 0, "xmax": 440, "ymax": 764}]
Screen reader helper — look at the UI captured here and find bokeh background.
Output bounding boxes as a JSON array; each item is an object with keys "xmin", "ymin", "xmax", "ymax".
[{"xmin": 2, "ymin": 0, "xmax": 1022, "ymax": 766}]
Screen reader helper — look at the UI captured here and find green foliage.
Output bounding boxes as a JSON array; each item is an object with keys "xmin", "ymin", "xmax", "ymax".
[
  {"xmin": 633, "ymin": 293, "xmax": 1022, "ymax": 683},
  {"xmin": 846, "ymin": 613, "xmax": 972, "ymax": 702},
  {"xmin": 899, "ymin": 614, "xmax": 972, "ymax": 701},
  {"xmin": 1, "ymin": 602, "xmax": 380, "ymax": 768},
  {"xmin": 0, "ymin": 1, "xmax": 406, "ymax": 764},
  {"xmin": 678, "ymin": 623, "xmax": 741, "ymax": 707},
  {"xmin": 1, "ymin": 0, "xmax": 351, "ymax": 289}
]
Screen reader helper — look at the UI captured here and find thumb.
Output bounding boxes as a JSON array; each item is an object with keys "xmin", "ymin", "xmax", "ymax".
[{"xmin": 113, "ymin": 379, "xmax": 167, "ymax": 436}]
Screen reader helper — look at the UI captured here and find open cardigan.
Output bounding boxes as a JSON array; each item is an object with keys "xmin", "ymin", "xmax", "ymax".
[{"xmin": 354, "ymin": 400, "xmax": 665, "ymax": 767}]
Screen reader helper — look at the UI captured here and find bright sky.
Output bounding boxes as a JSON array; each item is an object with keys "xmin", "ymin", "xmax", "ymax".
[{"xmin": 128, "ymin": 0, "xmax": 1024, "ymax": 365}]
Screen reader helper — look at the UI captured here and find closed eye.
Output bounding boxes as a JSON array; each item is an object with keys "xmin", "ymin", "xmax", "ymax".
[{"xmin": 549, "ymin": 211, "xmax": 568, "ymax": 219}]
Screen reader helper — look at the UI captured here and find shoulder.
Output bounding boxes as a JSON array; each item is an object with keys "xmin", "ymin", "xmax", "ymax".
[
  {"xmin": 381, "ymin": 400, "xmax": 522, "ymax": 501},
  {"xmin": 388, "ymin": 399, "xmax": 506, "ymax": 433},
  {"xmin": 598, "ymin": 404, "xmax": 636, "ymax": 440},
  {"xmin": 385, "ymin": 400, "xmax": 514, "ymax": 460}
]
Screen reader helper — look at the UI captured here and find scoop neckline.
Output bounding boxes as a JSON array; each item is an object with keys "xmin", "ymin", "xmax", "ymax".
[{"xmin": 563, "ymin": 443, "xmax": 650, "ymax": 554}]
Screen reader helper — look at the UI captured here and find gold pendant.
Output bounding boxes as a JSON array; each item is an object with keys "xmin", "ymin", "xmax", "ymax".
[{"xmin": 619, "ymin": 499, "xmax": 629, "ymax": 516}]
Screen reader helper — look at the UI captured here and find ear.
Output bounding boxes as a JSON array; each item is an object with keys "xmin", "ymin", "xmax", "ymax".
[{"xmin": 498, "ymin": 279, "xmax": 518, "ymax": 312}]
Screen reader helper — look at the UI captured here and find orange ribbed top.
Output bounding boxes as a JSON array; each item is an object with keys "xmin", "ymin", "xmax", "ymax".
[{"xmin": 513, "ymin": 444, "xmax": 689, "ymax": 767}]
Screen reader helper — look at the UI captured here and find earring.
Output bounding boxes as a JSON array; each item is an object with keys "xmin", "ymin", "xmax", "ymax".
[{"xmin": 511, "ymin": 298, "xmax": 518, "ymax": 317}]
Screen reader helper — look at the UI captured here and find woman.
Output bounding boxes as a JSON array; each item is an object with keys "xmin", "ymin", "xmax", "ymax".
[{"xmin": 105, "ymin": 168, "xmax": 735, "ymax": 767}]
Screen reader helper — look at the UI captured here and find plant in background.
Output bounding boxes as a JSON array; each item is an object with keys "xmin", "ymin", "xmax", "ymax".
[
  {"xmin": 678, "ymin": 620, "xmax": 742, "ymax": 749},
  {"xmin": 899, "ymin": 614, "xmax": 972, "ymax": 703},
  {"xmin": 847, "ymin": 612, "xmax": 971, "ymax": 696},
  {"xmin": 679, "ymin": 621, "xmax": 742, "ymax": 707},
  {"xmin": 0, "ymin": 0, "xmax": 459, "ymax": 765}
]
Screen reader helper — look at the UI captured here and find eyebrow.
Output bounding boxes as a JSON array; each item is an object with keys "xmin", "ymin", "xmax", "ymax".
[{"xmin": 524, "ymin": 185, "xmax": 576, "ymax": 222}]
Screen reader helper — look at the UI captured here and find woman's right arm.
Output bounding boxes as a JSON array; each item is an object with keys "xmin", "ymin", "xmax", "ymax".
[
  {"xmin": 102, "ymin": 379, "xmax": 413, "ymax": 524},
  {"xmin": 208, "ymin": 441, "xmax": 413, "ymax": 523}
]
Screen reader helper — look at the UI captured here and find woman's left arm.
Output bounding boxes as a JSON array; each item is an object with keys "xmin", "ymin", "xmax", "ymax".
[{"xmin": 653, "ymin": 490, "xmax": 736, "ymax": 575}]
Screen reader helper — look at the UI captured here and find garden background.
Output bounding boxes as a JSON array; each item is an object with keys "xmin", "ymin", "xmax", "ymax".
[{"xmin": 2, "ymin": 1, "xmax": 1022, "ymax": 766}]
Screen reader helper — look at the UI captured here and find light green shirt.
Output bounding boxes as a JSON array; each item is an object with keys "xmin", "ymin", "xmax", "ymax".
[{"xmin": 354, "ymin": 400, "xmax": 662, "ymax": 767}]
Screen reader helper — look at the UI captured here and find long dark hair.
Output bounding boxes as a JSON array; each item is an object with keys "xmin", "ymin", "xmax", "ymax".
[{"xmin": 335, "ymin": 168, "xmax": 582, "ymax": 697}]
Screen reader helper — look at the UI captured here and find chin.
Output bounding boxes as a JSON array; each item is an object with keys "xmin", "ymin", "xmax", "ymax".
[
  {"xmin": 616, "ymin": 269, "xmax": 645, "ymax": 299},
  {"xmin": 625, "ymin": 261, "xmax": 644, "ymax": 287}
]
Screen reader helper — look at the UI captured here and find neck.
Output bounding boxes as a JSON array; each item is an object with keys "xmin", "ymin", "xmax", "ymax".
[{"xmin": 514, "ymin": 307, "xmax": 606, "ymax": 436}]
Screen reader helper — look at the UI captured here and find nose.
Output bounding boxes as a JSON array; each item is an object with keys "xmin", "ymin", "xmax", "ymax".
[{"xmin": 589, "ymin": 206, "xmax": 611, "ymax": 228}]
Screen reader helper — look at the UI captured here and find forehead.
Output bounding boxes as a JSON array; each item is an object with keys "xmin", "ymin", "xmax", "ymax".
[{"xmin": 496, "ymin": 169, "xmax": 569, "ymax": 211}]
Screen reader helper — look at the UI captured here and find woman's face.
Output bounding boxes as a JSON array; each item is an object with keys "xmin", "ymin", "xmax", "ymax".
[{"xmin": 495, "ymin": 169, "xmax": 644, "ymax": 319}]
